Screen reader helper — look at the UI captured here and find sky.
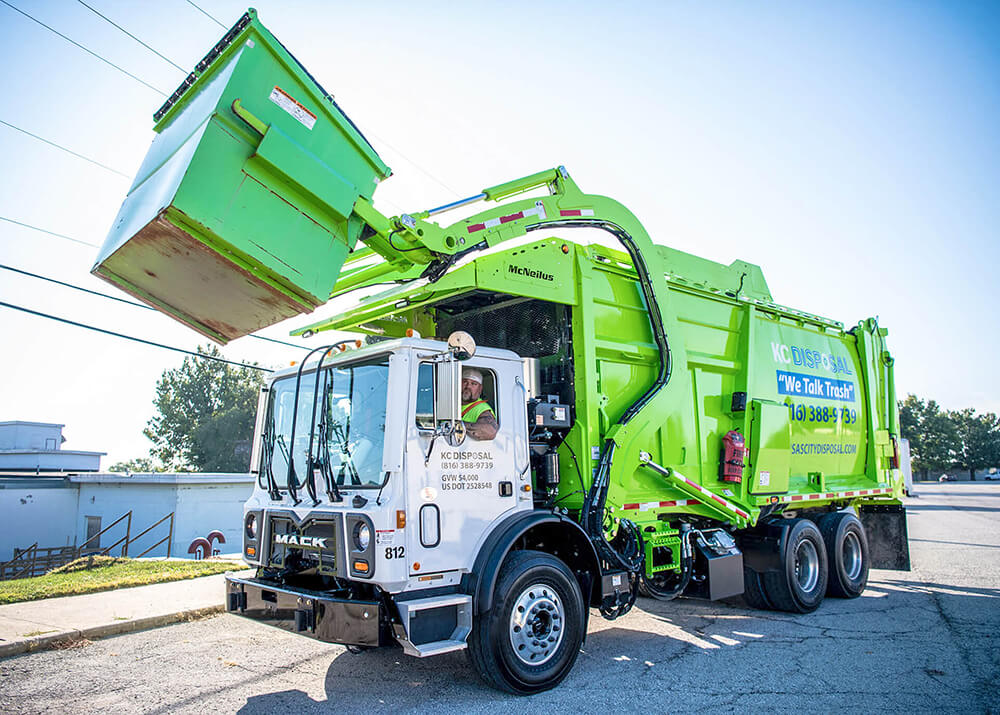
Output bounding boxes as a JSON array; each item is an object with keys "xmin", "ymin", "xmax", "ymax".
[{"xmin": 0, "ymin": 0, "xmax": 997, "ymax": 467}]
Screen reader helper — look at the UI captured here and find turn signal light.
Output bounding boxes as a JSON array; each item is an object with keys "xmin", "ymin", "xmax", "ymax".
[
  {"xmin": 246, "ymin": 546, "xmax": 256, "ymax": 557},
  {"xmin": 353, "ymin": 560, "xmax": 369, "ymax": 573},
  {"xmin": 396, "ymin": 510, "xmax": 406, "ymax": 528}
]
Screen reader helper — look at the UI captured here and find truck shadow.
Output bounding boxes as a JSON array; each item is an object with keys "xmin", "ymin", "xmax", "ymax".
[{"xmin": 235, "ymin": 576, "xmax": 1000, "ymax": 710}]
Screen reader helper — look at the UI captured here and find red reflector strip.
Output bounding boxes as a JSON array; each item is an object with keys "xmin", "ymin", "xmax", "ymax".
[
  {"xmin": 467, "ymin": 223, "xmax": 486, "ymax": 233},
  {"xmin": 622, "ymin": 499, "xmax": 696, "ymax": 511},
  {"xmin": 778, "ymin": 487, "xmax": 893, "ymax": 504},
  {"xmin": 559, "ymin": 209, "xmax": 595, "ymax": 217},
  {"xmin": 500, "ymin": 211, "xmax": 524, "ymax": 224}
]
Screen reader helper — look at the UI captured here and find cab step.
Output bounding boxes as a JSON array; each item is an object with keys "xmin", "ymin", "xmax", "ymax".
[{"xmin": 393, "ymin": 594, "xmax": 472, "ymax": 657}]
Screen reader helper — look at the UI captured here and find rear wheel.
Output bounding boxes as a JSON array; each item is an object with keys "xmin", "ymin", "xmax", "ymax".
[
  {"xmin": 763, "ymin": 518, "xmax": 828, "ymax": 613},
  {"xmin": 818, "ymin": 511, "xmax": 869, "ymax": 598},
  {"xmin": 742, "ymin": 566, "xmax": 772, "ymax": 610},
  {"xmin": 467, "ymin": 550, "xmax": 585, "ymax": 694}
]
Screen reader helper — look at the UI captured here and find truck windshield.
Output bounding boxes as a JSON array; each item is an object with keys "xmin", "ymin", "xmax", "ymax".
[{"xmin": 261, "ymin": 355, "xmax": 390, "ymax": 493}]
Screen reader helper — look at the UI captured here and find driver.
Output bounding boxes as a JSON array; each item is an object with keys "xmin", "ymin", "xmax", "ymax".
[{"xmin": 461, "ymin": 368, "xmax": 498, "ymax": 440}]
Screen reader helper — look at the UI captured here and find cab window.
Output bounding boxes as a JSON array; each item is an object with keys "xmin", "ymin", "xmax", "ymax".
[{"xmin": 415, "ymin": 363, "xmax": 499, "ymax": 428}]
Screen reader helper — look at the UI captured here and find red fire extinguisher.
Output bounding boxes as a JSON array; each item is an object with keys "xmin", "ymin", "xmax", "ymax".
[{"xmin": 719, "ymin": 430, "xmax": 746, "ymax": 483}]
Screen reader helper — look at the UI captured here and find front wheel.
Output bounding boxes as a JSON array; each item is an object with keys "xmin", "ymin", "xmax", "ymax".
[{"xmin": 467, "ymin": 550, "xmax": 585, "ymax": 694}]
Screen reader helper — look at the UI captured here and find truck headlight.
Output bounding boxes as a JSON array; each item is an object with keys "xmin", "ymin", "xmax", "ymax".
[
  {"xmin": 245, "ymin": 512, "xmax": 258, "ymax": 539},
  {"xmin": 353, "ymin": 522, "xmax": 371, "ymax": 551}
]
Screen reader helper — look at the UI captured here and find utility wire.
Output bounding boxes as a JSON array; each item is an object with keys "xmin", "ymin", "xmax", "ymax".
[
  {"xmin": 1, "ymin": 263, "xmax": 141, "ymax": 308},
  {"xmin": 0, "ymin": 262, "xmax": 311, "ymax": 351},
  {"xmin": 0, "ymin": 119, "xmax": 131, "ymax": 179},
  {"xmin": 366, "ymin": 131, "xmax": 463, "ymax": 199},
  {"xmin": 0, "ymin": 216, "xmax": 100, "ymax": 248},
  {"xmin": 0, "ymin": 0, "xmax": 168, "ymax": 96},
  {"xmin": 2, "ymin": 4, "xmax": 458, "ymax": 216},
  {"xmin": 0, "ymin": 299, "xmax": 270, "ymax": 371},
  {"xmin": 184, "ymin": 0, "xmax": 226, "ymax": 29},
  {"xmin": 76, "ymin": 0, "xmax": 186, "ymax": 73}
]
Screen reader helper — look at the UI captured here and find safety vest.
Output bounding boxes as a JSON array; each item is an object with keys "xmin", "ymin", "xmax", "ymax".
[{"xmin": 461, "ymin": 399, "xmax": 494, "ymax": 423}]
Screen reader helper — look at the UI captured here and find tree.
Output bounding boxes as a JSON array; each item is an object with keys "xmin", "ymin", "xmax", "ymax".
[
  {"xmin": 949, "ymin": 408, "xmax": 1000, "ymax": 480},
  {"xmin": 109, "ymin": 457, "xmax": 161, "ymax": 473},
  {"xmin": 143, "ymin": 345, "xmax": 265, "ymax": 472},
  {"xmin": 898, "ymin": 394, "xmax": 958, "ymax": 480}
]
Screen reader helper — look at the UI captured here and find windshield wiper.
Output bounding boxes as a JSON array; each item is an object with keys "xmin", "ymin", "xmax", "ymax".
[
  {"xmin": 286, "ymin": 346, "xmax": 335, "ymax": 506},
  {"xmin": 261, "ymin": 409, "xmax": 281, "ymax": 501},
  {"xmin": 274, "ymin": 434, "xmax": 301, "ymax": 505},
  {"xmin": 330, "ymin": 420, "xmax": 362, "ymax": 486},
  {"xmin": 318, "ymin": 385, "xmax": 344, "ymax": 502}
]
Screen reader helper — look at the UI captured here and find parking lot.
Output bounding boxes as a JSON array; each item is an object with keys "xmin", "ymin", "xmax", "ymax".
[{"xmin": 1, "ymin": 482, "xmax": 998, "ymax": 713}]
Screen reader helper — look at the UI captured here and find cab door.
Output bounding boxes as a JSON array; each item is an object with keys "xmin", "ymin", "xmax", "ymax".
[{"xmin": 404, "ymin": 356, "xmax": 528, "ymax": 577}]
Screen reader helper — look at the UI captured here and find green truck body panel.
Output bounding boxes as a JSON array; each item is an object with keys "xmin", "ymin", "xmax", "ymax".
[
  {"xmin": 93, "ymin": 9, "xmax": 903, "ymax": 579},
  {"xmin": 293, "ymin": 236, "xmax": 900, "ymax": 538}
]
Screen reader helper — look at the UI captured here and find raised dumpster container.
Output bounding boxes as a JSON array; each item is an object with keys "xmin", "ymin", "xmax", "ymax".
[{"xmin": 92, "ymin": 9, "xmax": 391, "ymax": 343}]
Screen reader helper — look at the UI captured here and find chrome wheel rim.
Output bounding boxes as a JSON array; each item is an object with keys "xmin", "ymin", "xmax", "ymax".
[
  {"xmin": 509, "ymin": 583, "xmax": 564, "ymax": 665},
  {"xmin": 795, "ymin": 540, "xmax": 820, "ymax": 593},
  {"xmin": 843, "ymin": 531, "xmax": 863, "ymax": 581}
]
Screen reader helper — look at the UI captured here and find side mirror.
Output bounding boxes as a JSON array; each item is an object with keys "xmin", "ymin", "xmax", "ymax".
[
  {"xmin": 447, "ymin": 331, "xmax": 476, "ymax": 361},
  {"xmin": 435, "ymin": 359, "xmax": 466, "ymax": 446}
]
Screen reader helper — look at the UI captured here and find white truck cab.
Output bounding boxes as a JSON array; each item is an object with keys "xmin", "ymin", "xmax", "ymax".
[{"xmin": 227, "ymin": 336, "xmax": 582, "ymax": 662}]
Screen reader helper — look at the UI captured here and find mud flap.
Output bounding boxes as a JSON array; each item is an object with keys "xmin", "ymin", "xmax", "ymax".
[{"xmin": 858, "ymin": 503, "xmax": 911, "ymax": 571}]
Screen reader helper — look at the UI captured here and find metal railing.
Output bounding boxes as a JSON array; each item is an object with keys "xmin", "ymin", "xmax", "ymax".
[
  {"xmin": 129, "ymin": 512, "xmax": 175, "ymax": 558},
  {"xmin": 0, "ymin": 544, "xmax": 78, "ymax": 580},
  {"xmin": 0, "ymin": 510, "xmax": 177, "ymax": 580},
  {"xmin": 78, "ymin": 510, "xmax": 133, "ymax": 557}
]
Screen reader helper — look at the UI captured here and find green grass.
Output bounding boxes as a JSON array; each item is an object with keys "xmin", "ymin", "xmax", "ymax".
[{"xmin": 0, "ymin": 556, "xmax": 238, "ymax": 604}]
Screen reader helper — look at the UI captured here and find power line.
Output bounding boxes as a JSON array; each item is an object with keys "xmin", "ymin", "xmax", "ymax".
[
  {"xmin": 184, "ymin": 0, "xmax": 226, "ymax": 29},
  {"xmin": 0, "ymin": 216, "xmax": 100, "ymax": 248},
  {"xmin": 0, "ymin": 299, "xmax": 270, "ymax": 372},
  {"xmin": 76, "ymin": 0, "xmax": 187, "ymax": 73},
  {"xmin": 0, "ymin": 262, "xmax": 312, "ymax": 351},
  {"xmin": 366, "ymin": 131, "xmax": 463, "ymax": 199},
  {"xmin": 2, "ymin": 2, "xmax": 455, "ymax": 216},
  {"xmin": 1, "ymin": 263, "xmax": 142, "ymax": 308},
  {"xmin": 0, "ymin": 0, "xmax": 167, "ymax": 96},
  {"xmin": 0, "ymin": 119, "xmax": 131, "ymax": 179}
]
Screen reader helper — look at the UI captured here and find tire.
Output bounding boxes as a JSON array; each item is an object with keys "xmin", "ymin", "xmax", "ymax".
[
  {"xmin": 818, "ymin": 511, "xmax": 869, "ymax": 598},
  {"xmin": 762, "ymin": 518, "xmax": 828, "ymax": 613},
  {"xmin": 467, "ymin": 550, "xmax": 585, "ymax": 694},
  {"xmin": 742, "ymin": 566, "xmax": 772, "ymax": 610}
]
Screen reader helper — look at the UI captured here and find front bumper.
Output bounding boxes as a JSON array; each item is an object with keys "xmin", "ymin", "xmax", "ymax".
[{"xmin": 225, "ymin": 574, "xmax": 383, "ymax": 646}]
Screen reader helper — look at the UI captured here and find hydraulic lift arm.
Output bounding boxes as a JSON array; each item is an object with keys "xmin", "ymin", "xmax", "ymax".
[{"xmin": 329, "ymin": 167, "xmax": 678, "ymax": 575}]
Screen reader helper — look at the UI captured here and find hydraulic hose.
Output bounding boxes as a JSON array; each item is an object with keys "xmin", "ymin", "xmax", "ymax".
[{"xmin": 526, "ymin": 219, "xmax": 673, "ymax": 576}]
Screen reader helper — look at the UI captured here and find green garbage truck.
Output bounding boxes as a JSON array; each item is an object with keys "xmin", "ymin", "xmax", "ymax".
[{"xmin": 93, "ymin": 9, "xmax": 910, "ymax": 694}]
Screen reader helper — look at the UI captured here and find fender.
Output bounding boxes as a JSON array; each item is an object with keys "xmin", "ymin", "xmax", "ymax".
[
  {"xmin": 467, "ymin": 509, "xmax": 600, "ymax": 615},
  {"xmin": 738, "ymin": 518, "xmax": 792, "ymax": 574}
]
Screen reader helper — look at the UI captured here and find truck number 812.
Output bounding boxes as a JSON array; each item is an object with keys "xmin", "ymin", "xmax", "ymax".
[{"xmin": 385, "ymin": 546, "xmax": 405, "ymax": 559}]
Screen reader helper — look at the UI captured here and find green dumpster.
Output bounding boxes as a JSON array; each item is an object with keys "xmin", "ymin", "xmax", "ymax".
[{"xmin": 92, "ymin": 9, "xmax": 391, "ymax": 343}]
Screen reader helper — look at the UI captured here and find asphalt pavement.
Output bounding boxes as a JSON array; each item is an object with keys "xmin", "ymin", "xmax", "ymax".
[{"xmin": 1, "ymin": 482, "xmax": 997, "ymax": 713}]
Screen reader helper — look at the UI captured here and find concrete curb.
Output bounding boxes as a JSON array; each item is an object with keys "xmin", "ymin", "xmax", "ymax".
[{"xmin": 0, "ymin": 605, "xmax": 224, "ymax": 659}]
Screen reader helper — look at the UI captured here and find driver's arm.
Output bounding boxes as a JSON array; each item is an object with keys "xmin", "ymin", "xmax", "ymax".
[{"xmin": 467, "ymin": 410, "xmax": 498, "ymax": 440}]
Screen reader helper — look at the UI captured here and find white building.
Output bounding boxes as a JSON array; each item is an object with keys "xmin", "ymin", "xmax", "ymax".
[
  {"xmin": 0, "ymin": 473, "xmax": 254, "ymax": 562},
  {"xmin": 0, "ymin": 422, "xmax": 104, "ymax": 472}
]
